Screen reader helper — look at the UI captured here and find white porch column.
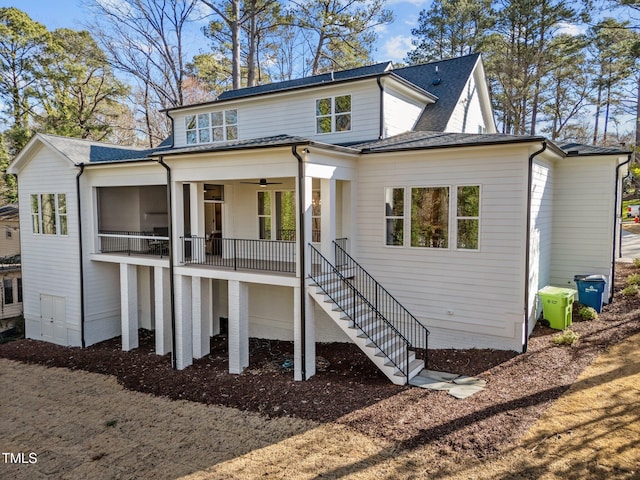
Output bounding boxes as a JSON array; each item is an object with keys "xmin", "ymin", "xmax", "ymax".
[
  {"xmin": 120, "ymin": 263, "xmax": 138, "ymax": 351},
  {"xmin": 294, "ymin": 286, "xmax": 316, "ymax": 381},
  {"xmin": 138, "ymin": 266, "xmax": 152, "ymax": 330},
  {"xmin": 172, "ymin": 182, "xmax": 185, "ymax": 263},
  {"xmin": 296, "ymin": 175, "xmax": 314, "ymax": 277},
  {"xmin": 192, "ymin": 276, "xmax": 211, "ymax": 359},
  {"xmin": 320, "ymin": 178, "xmax": 336, "ymax": 260},
  {"xmin": 174, "ymin": 274, "xmax": 193, "ymax": 369},
  {"xmin": 154, "ymin": 266, "xmax": 172, "ymax": 355},
  {"xmin": 228, "ymin": 280, "xmax": 249, "ymax": 374},
  {"xmin": 189, "ymin": 183, "xmax": 205, "ymax": 262}
]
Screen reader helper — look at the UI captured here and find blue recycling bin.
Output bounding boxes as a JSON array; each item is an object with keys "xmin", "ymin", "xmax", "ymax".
[{"xmin": 574, "ymin": 275, "xmax": 607, "ymax": 313}]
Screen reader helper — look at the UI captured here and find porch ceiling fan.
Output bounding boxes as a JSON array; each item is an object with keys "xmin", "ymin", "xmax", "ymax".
[{"xmin": 240, "ymin": 178, "xmax": 283, "ymax": 187}]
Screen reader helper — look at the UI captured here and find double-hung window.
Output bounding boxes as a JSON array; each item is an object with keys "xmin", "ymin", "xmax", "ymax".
[
  {"xmin": 31, "ymin": 193, "xmax": 67, "ymax": 236},
  {"xmin": 186, "ymin": 109, "xmax": 238, "ymax": 144},
  {"xmin": 456, "ymin": 186, "xmax": 480, "ymax": 250},
  {"xmin": 316, "ymin": 95, "xmax": 351, "ymax": 134},
  {"xmin": 384, "ymin": 187, "xmax": 404, "ymax": 246}
]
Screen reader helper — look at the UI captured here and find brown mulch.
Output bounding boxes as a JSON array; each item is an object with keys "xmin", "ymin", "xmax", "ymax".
[{"xmin": 2, "ymin": 263, "xmax": 640, "ymax": 460}]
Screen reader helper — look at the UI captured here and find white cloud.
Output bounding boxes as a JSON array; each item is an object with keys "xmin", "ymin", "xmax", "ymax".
[
  {"xmin": 379, "ymin": 35, "xmax": 414, "ymax": 62},
  {"xmin": 555, "ymin": 22, "xmax": 586, "ymax": 36}
]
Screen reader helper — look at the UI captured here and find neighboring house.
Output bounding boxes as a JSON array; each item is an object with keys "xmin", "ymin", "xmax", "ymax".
[
  {"xmin": 0, "ymin": 205, "xmax": 22, "ymax": 320},
  {"xmin": 8, "ymin": 54, "xmax": 631, "ymax": 385}
]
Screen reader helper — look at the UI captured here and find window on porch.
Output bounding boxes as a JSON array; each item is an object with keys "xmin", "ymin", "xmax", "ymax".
[{"xmin": 257, "ymin": 190, "xmax": 320, "ymax": 242}]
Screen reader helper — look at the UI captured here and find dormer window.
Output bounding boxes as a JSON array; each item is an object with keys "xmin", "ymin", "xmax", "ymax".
[
  {"xmin": 186, "ymin": 109, "xmax": 238, "ymax": 144},
  {"xmin": 316, "ymin": 95, "xmax": 351, "ymax": 134}
]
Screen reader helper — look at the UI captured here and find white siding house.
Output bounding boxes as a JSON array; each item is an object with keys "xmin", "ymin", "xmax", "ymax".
[{"xmin": 9, "ymin": 54, "xmax": 630, "ymax": 385}]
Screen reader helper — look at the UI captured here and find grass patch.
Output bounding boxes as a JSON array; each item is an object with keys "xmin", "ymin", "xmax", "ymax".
[
  {"xmin": 578, "ymin": 306, "xmax": 598, "ymax": 321},
  {"xmin": 622, "ymin": 284, "xmax": 639, "ymax": 297},
  {"xmin": 634, "ymin": 258, "xmax": 640, "ymax": 268},
  {"xmin": 627, "ymin": 273, "xmax": 640, "ymax": 286},
  {"xmin": 553, "ymin": 329, "xmax": 580, "ymax": 346}
]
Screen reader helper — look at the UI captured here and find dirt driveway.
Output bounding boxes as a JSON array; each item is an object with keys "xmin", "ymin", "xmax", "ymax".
[{"xmin": 2, "ymin": 332, "xmax": 639, "ymax": 479}]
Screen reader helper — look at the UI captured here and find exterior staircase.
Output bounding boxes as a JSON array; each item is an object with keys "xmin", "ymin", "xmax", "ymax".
[{"xmin": 308, "ymin": 241, "xmax": 429, "ymax": 385}]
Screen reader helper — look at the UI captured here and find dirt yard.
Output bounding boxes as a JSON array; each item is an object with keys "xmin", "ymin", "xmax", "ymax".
[{"xmin": 1, "ymin": 263, "xmax": 640, "ymax": 478}]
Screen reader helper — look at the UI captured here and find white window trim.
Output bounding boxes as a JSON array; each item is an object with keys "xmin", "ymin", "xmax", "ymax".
[
  {"xmin": 315, "ymin": 94, "xmax": 352, "ymax": 135},
  {"xmin": 454, "ymin": 184, "xmax": 481, "ymax": 251},
  {"xmin": 31, "ymin": 193, "xmax": 68, "ymax": 236},
  {"xmin": 383, "ymin": 186, "xmax": 405, "ymax": 248},
  {"xmin": 186, "ymin": 109, "xmax": 238, "ymax": 145},
  {"xmin": 382, "ymin": 184, "xmax": 481, "ymax": 252}
]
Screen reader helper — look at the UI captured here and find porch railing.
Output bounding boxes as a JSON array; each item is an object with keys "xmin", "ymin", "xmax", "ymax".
[
  {"xmin": 181, "ymin": 236, "xmax": 296, "ymax": 274},
  {"xmin": 98, "ymin": 231, "xmax": 169, "ymax": 258}
]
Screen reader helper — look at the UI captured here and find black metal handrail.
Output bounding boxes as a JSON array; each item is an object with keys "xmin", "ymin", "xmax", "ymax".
[
  {"xmin": 333, "ymin": 240, "xmax": 429, "ymax": 366},
  {"xmin": 310, "ymin": 244, "xmax": 412, "ymax": 379},
  {"xmin": 98, "ymin": 230, "xmax": 169, "ymax": 258},
  {"xmin": 181, "ymin": 236, "xmax": 296, "ymax": 274}
]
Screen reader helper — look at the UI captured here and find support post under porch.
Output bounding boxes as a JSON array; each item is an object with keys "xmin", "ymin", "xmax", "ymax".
[
  {"xmin": 154, "ymin": 266, "xmax": 172, "ymax": 355},
  {"xmin": 120, "ymin": 263, "xmax": 138, "ymax": 351},
  {"xmin": 228, "ymin": 280, "xmax": 249, "ymax": 374},
  {"xmin": 294, "ymin": 285, "xmax": 316, "ymax": 381},
  {"xmin": 192, "ymin": 277, "xmax": 211, "ymax": 359},
  {"xmin": 174, "ymin": 274, "xmax": 193, "ymax": 369}
]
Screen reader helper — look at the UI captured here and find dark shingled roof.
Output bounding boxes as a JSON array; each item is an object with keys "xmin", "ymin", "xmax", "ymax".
[
  {"xmin": 353, "ymin": 130, "xmax": 543, "ymax": 153},
  {"xmin": 393, "ymin": 54, "xmax": 481, "ymax": 132},
  {"xmin": 40, "ymin": 134, "xmax": 155, "ymax": 164},
  {"xmin": 216, "ymin": 62, "xmax": 393, "ymax": 101},
  {"xmin": 155, "ymin": 134, "xmax": 358, "ymax": 157},
  {"xmin": 0, "ymin": 205, "xmax": 18, "ymax": 221},
  {"xmin": 560, "ymin": 143, "xmax": 631, "ymax": 156}
]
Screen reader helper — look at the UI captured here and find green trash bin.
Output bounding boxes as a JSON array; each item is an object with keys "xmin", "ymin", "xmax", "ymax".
[{"xmin": 538, "ymin": 286, "xmax": 577, "ymax": 330}]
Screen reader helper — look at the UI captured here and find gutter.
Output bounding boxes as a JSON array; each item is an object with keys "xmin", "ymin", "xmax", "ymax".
[
  {"xmin": 376, "ymin": 77, "xmax": 384, "ymax": 139},
  {"xmin": 157, "ymin": 156, "xmax": 177, "ymax": 369},
  {"xmin": 76, "ymin": 164, "xmax": 86, "ymax": 348},
  {"xmin": 292, "ymin": 145, "xmax": 306, "ymax": 380},
  {"xmin": 523, "ymin": 141, "xmax": 547, "ymax": 353},
  {"xmin": 612, "ymin": 153, "xmax": 633, "ymax": 302}
]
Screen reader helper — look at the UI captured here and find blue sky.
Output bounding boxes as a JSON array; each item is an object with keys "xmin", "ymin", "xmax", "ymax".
[{"xmin": 1, "ymin": 0, "xmax": 430, "ymax": 63}]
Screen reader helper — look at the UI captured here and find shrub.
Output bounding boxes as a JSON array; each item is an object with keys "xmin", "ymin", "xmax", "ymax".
[
  {"xmin": 578, "ymin": 305, "xmax": 598, "ymax": 320},
  {"xmin": 622, "ymin": 284, "xmax": 639, "ymax": 297},
  {"xmin": 627, "ymin": 273, "xmax": 640, "ymax": 286},
  {"xmin": 634, "ymin": 258, "xmax": 640, "ymax": 268},
  {"xmin": 553, "ymin": 329, "xmax": 580, "ymax": 346}
]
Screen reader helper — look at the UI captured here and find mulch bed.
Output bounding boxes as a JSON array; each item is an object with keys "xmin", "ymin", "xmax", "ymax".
[{"xmin": 2, "ymin": 263, "xmax": 640, "ymax": 458}]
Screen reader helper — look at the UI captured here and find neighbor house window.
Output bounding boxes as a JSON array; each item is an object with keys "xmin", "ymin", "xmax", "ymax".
[
  {"xmin": 31, "ymin": 193, "xmax": 67, "ymax": 236},
  {"xmin": 17, "ymin": 278, "xmax": 22, "ymax": 303},
  {"xmin": 456, "ymin": 185, "xmax": 480, "ymax": 249},
  {"xmin": 385, "ymin": 187, "xmax": 404, "ymax": 246},
  {"xmin": 316, "ymin": 95, "xmax": 351, "ymax": 134},
  {"xmin": 186, "ymin": 109, "xmax": 238, "ymax": 144},
  {"xmin": 3, "ymin": 278, "xmax": 13, "ymax": 304},
  {"xmin": 411, "ymin": 187, "xmax": 449, "ymax": 248}
]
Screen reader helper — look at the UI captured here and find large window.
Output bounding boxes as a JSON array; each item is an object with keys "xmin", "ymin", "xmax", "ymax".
[
  {"xmin": 411, "ymin": 187, "xmax": 449, "ymax": 248},
  {"xmin": 186, "ymin": 109, "xmax": 238, "ymax": 144},
  {"xmin": 31, "ymin": 193, "xmax": 67, "ymax": 235},
  {"xmin": 316, "ymin": 95, "xmax": 351, "ymax": 134},
  {"xmin": 384, "ymin": 187, "xmax": 404, "ymax": 246},
  {"xmin": 456, "ymin": 185, "xmax": 480, "ymax": 250}
]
